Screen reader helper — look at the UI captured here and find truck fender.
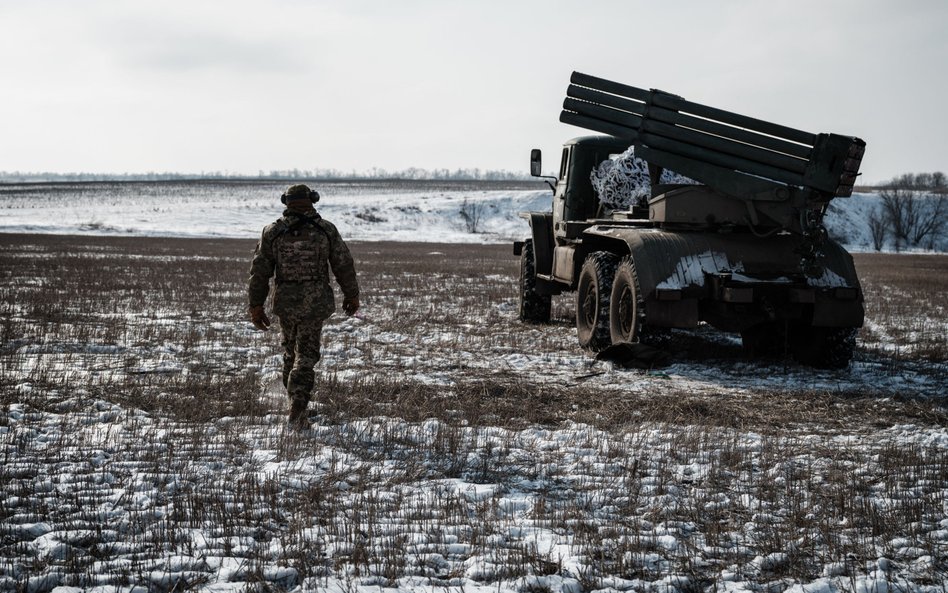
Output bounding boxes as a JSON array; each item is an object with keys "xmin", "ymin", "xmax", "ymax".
[{"xmin": 520, "ymin": 212, "xmax": 554, "ymax": 277}]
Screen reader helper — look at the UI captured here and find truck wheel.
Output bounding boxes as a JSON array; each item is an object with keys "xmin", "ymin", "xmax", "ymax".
[
  {"xmin": 609, "ymin": 256, "xmax": 646, "ymax": 344},
  {"xmin": 519, "ymin": 238, "xmax": 551, "ymax": 323},
  {"xmin": 791, "ymin": 326, "xmax": 857, "ymax": 369},
  {"xmin": 576, "ymin": 252, "xmax": 619, "ymax": 352},
  {"xmin": 741, "ymin": 322, "xmax": 789, "ymax": 358}
]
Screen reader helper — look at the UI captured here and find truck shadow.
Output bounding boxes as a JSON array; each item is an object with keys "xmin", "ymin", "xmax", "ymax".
[{"xmin": 596, "ymin": 326, "xmax": 947, "ymax": 399}]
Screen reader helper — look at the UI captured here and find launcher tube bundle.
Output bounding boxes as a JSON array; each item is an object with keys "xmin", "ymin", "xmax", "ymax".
[{"xmin": 559, "ymin": 72, "xmax": 865, "ymax": 202}]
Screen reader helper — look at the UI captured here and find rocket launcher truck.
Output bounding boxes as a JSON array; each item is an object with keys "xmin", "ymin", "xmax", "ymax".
[{"xmin": 515, "ymin": 72, "xmax": 866, "ymax": 368}]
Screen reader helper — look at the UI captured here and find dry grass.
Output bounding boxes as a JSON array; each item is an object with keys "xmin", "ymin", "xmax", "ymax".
[
  {"xmin": 1, "ymin": 234, "xmax": 946, "ymax": 591},
  {"xmin": 855, "ymin": 252, "xmax": 948, "ymax": 362},
  {"xmin": 1, "ymin": 234, "xmax": 945, "ymax": 431}
]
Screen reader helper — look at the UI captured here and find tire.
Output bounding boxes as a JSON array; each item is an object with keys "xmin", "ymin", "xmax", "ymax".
[
  {"xmin": 741, "ymin": 322, "xmax": 789, "ymax": 358},
  {"xmin": 609, "ymin": 256, "xmax": 646, "ymax": 344},
  {"xmin": 576, "ymin": 251, "xmax": 619, "ymax": 352},
  {"xmin": 519, "ymin": 239, "xmax": 552, "ymax": 323},
  {"xmin": 791, "ymin": 326, "xmax": 857, "ymax": 369}
]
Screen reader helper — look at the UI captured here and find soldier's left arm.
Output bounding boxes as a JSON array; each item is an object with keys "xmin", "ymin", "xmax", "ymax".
[{"xmin": 324, "ymin": 222, "xmax": 360, "ymax": 299}]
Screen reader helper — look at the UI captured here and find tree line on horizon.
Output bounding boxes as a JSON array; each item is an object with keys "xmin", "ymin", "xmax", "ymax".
[{"xmin": 0, "ymin": 167, "xmax": 534, "ymax": 183}]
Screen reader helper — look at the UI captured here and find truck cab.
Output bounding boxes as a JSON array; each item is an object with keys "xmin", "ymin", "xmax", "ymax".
[
  {"xmin": 519, "ymin": 136, "xmax": 641, "ymax": 295},
  {"xmin": 551, "ymin": 135, "xmax": 634, "ymax": 230}
]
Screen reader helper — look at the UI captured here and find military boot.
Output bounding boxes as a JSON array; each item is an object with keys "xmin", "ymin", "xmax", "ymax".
[{"xmin": 288, "ymin": 399, "xmax": 311, "ymax": 431}]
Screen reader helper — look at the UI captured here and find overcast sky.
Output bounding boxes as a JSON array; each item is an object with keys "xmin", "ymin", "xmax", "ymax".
[{"xmin": 1, "ymin": 0, "xmax": 945, "ymax": 183}]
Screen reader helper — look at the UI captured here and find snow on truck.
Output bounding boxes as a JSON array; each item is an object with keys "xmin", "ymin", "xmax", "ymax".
[{"xmin": 515, "ymin": 72, "xmax": 866, "ymax": 368}]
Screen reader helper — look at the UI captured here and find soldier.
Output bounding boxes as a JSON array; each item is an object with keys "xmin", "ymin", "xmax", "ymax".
[{"xmin": 248, "ymin": 184, "xmax": 360, "ymax": 430}]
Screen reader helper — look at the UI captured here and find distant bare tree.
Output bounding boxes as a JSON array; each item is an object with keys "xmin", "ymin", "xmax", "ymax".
[
  {"xmin": 914, "ymin": 172, "xmax": 934, "ymax": 189},
  {"xmin": 867, "ymin": 206, "xmax": 887, "ymax": 251},
  {"xmin": 880, "ymin": 187, "xmax": 914, "ymax": 251},
  {"xmin": 914, "ymin": 194, "xmax": 947, "ymax": 249},
  {"xmin": 459, "ymin": 198, "xmax": 483, "ymax": 233},
  {"xmin": 880, "ymin": 184, "xmax": 948, "ymax": 251},
  {"xmin": 932, "ymin": 171, "xmax": 947, "ymax": 190}
]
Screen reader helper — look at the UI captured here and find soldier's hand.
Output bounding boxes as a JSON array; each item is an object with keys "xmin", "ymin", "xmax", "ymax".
[
  {"xmin": 343, "ymin": 295, "xmax": 360, "ymax": 317},
  {"xmin": 249, "ymin": 305, "xmax": 271, "ymax": 331}
]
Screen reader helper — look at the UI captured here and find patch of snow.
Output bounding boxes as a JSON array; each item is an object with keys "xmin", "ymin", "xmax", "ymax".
[
  {"xmin": 655, "ymin": 251, "xmax": 741, "ymax": 289},
  {"xmin": 1, "ymin": 182, "xmax": 946, "ymax": 254},
  {"xmin": 0, "ymin": 181, "xmax": 551, "ymax": 244},
  {"xmin": 808, "ymin": 267, "xmax": 850, "ymax": 288}
]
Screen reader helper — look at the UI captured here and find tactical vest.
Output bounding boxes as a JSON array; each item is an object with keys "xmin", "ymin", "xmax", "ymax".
[{"xmin": 273, "ymin": 216, "xmax": 330, "ymax": 284}]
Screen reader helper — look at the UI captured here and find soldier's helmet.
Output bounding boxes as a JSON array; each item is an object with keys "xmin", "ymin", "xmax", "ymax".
[{"xmin": 281, "ymin": 184, "xmax": 320, "ymax": 204}]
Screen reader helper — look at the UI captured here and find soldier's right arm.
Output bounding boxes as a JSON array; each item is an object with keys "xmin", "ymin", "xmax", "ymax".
[{"xmin": 248, "ymin": 227, "xmax": 277, "ymax": 307}]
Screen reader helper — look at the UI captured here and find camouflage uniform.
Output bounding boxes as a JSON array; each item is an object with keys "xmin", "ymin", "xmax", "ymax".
[{"xmin": 248, "ymin": 202, "xmax": 359, "ymax": 411}]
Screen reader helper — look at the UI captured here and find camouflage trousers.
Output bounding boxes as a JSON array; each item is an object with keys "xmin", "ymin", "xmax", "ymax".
[{"xmin": 278, "ymin": 316, "xmax": 324, "ymax": 404}]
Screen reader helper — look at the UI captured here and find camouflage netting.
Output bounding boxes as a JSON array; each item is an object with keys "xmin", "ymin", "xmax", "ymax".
[{"xmin": 590, "ymin": 146, "xmax": 695, "ymax": 211}]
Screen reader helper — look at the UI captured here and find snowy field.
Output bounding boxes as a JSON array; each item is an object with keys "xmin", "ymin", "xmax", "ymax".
[
  {"xmin": 0, "ymin": 180, "xmax": 550, "ymax": 244},
  {"xmin": 0, "ymin": 179, "xmax": 939, "ymax": 252},
  {"xmin": 1, "ymin": 225, "xmax": 946, "ymax": 592}
]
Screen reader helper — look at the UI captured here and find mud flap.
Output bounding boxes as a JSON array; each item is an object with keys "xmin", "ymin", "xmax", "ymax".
[
  {"xmin": 812, "ymin": 301, "xmax": 864, "ymax": 328},
  {"xmin": 646, "ymin": 298, "xmax": 699, "ymax": 328}
]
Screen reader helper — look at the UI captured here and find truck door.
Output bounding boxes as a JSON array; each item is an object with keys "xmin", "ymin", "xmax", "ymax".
[{"xmin": 552, "ymin": 146, "xmax": 571, "ymax": 238}]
